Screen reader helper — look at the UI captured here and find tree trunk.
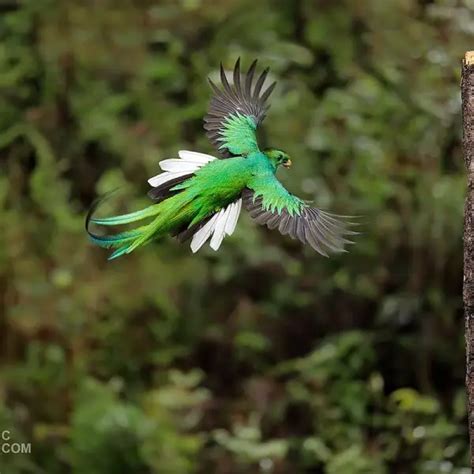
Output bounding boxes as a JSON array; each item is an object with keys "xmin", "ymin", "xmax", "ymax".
[{"xmin": 462, "ymin": 51, "xmax": 474, "ymax": 467}]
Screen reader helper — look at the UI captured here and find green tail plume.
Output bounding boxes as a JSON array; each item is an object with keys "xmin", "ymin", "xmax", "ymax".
[
  {"xmin": 86, "ymin": 193, "xmax": 162, "ymax": 260},
  {"xmin": 90, "ymin": 205, "xmax": 159, "ymax": 226}
]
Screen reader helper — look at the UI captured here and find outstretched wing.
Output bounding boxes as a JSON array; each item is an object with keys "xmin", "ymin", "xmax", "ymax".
[
  {"xmin": 204, "ymin": 58, "xmax": 276, "ymax": 158},
  {"xmin": 242, "ymin": 180, "xmax": 355, "ymax": 257}
]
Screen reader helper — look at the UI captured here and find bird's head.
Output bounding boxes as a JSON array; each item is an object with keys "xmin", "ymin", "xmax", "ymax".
[{"xmin": 264, "ymin": 148, "xmax": 292, "ymax": 170}]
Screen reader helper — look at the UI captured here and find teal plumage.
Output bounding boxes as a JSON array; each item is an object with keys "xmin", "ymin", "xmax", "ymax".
[{"xmin": 86, "ymin": 59, "xmax": 355, "ymax": 259}]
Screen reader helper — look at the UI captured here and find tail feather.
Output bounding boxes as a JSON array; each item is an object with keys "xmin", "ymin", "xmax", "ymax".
[
  {"xmin": 86, "ymin": 188, "xmax": 191, "ymax": 259},
  {"xmin": 85, "ymin": 191, "xmax": 161, "ymax": 257},
  {"xmin": 108, "ymin": 246, "xmax": 132, "ymax": 261},
  {"xmin": 108, "ymin": 241, "xmax": 142, "ymax": 260},
  {"xmin": 90, "ymin": 205, "xmax": 158, "ymax": 226},
  {"xmin": 104, "ymin": 223, "xmax": 158, "ymax": 260},
  {"xmin": 87, "ymin": 227, "xmax": 147, "ymax": 249}
]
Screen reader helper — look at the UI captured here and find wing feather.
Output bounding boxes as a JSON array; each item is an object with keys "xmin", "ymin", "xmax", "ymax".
[
  {"xmin": 191, "ymin": 213, "xmax": 221, "ymax": 253},
  {"xmin": 225, "ymin": 200, "xmax": 241, "ymax": 236},
  {"xmin": 210, "ymin": 206, "xmax": 231, "ymax": 250},
  {"xmin": 242, "ymin": 184, "xmax": 355, "ymax": 257},
  {"xmin": 148, "ymin": 170, "xmax": 191, "ymax": 188},
  {"xmin": 204, "ymin": 58, "xmax": 277, "ymax": 158},
  {"xmin": 190, "ymin": 197, "xmax": 243, "ymax": 253},
  {"xmin": 147, "ymin": 149, "xmax": 217, "ymax": 201}
]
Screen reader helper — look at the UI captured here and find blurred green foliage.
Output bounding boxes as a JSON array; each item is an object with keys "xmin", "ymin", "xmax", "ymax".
[{"xmin": 0, "ymin": 0, "xmax": 471, "ymax": 472}]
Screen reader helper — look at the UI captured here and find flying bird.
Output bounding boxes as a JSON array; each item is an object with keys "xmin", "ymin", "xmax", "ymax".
[{"xmin": 86, "ymin": 59, "xmax": 355, "ymax": 259}]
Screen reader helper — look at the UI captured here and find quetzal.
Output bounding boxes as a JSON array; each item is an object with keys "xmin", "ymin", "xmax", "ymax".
[{"xmin": 86, "ymin": 59, "xmax": 355, "ymax": 259}]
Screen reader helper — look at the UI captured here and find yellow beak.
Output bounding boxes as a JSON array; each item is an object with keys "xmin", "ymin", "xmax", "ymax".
[{"xmin": 283, "ymin": 159, "xmax": 292, "ymax": 168}]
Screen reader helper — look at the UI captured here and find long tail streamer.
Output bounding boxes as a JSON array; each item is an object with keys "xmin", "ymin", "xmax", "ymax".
[{"xmin": 85, "ymin": 192, "xmax": 160, "ymax": 260}]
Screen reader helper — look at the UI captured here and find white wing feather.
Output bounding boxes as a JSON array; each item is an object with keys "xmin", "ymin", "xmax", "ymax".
[
  {"xmin": 159, "ymin": 159, "xmax": 203, "ymax": 173},
  {"xmin": 191, "ymin": 198, "xmax": 242, "ymax": 253},
  {"xmin": 148, "ymin": 171, "xmax": 190, "ymax": 187},
  {"xmin": 225, "ymin": 198, "xmax": 242, "ymax": 236},
  {"xmin": 191, "ymin": 213, "xmax": 221, "ymax": 253},
  {"xmin": 148, "ymin": 150, "xmax": 217, "ymax": 188},
  {"xmin": 178, "ymin": 150, "xmax": 216, "ymax": 163},
  {"xmin": 210, "ymin": 205, "xmax": 232, "ymax": 251}
]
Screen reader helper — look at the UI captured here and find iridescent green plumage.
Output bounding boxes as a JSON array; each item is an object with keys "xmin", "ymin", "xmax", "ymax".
[
  {"xmin": 87, "ymin": 59, "xmax": 355, "ymax": 259},
  {"xmin": 219, "ymin": 113, "xmax": 259, "ymax": 155}
]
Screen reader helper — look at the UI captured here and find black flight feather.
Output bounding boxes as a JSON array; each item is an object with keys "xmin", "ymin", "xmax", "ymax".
[
  {"xmin": 204, "ymin": 58, "xmax": 277, "ymax": 158},
  {"xmin": 242, "ymin": 188, "xmax": 355, "ymax": 257}
]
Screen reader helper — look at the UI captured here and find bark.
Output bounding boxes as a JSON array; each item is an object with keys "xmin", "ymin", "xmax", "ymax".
[{"xmin": 462, "ymin": 51, "xmax": 474, "ymax": 467}]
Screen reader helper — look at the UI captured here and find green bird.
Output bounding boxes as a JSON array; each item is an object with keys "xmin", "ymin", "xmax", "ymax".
[{"xmin": 86, "ymin": 59, "xmax": 355, "ymax": 259}]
